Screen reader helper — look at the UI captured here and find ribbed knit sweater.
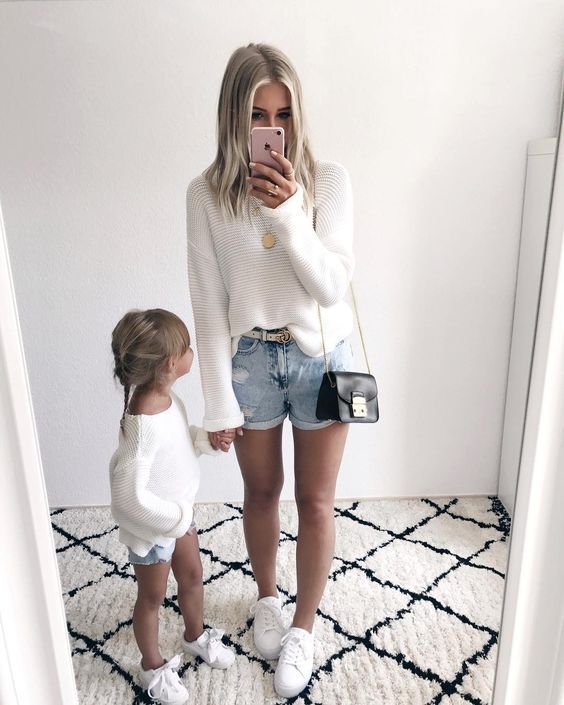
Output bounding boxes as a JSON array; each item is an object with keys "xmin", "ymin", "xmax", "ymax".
[
  {"xmin": 186, "ymin": 160, "xmax": 355, "ymax": 432},
  {"xmin": 109, "ymin": 391, "xmax": 220, "ymax": 557}
]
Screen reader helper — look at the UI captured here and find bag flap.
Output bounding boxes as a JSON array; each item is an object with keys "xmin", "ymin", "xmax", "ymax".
[{"xmin": 330, "ymin": 372, "xmax": 378, "ymax": 403}]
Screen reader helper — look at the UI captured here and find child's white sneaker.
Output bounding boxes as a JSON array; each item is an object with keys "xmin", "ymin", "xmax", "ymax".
[
  {"xmin": 274, "ymin": 627, "xmax": 314, "ymax": 698},
  {"xmin": 182, "ymin": 627, "xmax": 235, "ymax": 669},
  {"xmin": 249, "ymin": 595, "xmax": 286, "ymax": 660},
  {"xmin": 138, "ymin": 655, "xmax": 188, "ymax": 705}
]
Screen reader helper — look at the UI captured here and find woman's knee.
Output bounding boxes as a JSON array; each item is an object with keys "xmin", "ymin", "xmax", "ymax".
[
  {"xmin": 244, "ymin": 481, "xmax": 283, "ymax": 509},
  {"xmin": 295, "ymin": 494, "xmax": 334, "ymax": 525}
]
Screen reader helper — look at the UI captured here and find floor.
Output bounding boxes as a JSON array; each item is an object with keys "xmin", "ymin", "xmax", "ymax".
[{"xmin": 52, "ymin": 496, "xmax": 510, "ymax": 704}]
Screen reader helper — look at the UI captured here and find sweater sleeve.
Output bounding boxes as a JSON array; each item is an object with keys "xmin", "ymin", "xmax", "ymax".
[
  {"xmin": 263, "ymin": 161, "xmax": 355, "ymax": 307},
  {"xmin": 188, "ymin": 425, "xmax": 222, "ymax": 457},
  {"xmin": 186, "ymin": 178, "xmax": 245, "ymax": 432},
  {"xmin": 110, "ymin": 457, "xmax": 193, "ymax": 541}
]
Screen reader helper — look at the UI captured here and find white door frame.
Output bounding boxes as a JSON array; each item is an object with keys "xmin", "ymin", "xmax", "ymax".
[{"xmin": 492, "ymin": 96, "xmax": 564, "ymax": 705}]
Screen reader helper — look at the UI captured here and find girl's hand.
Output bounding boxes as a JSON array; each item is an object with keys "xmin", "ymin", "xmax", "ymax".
[
  {"xmin": 208, "ymin": 427, "xmax": 244, "ymax": 452},
  {"xmin": 247, "ymin": 151, "xmax": 297, "ymax": 209},
  {"xmin": 208, "ymin": 431, "xmax": 231, "ymax": 452}
]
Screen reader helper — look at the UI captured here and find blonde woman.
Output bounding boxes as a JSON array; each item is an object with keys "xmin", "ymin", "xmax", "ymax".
[{"xmin": 186, "ymin": 44, "xmax": 354, "ymax": 698}]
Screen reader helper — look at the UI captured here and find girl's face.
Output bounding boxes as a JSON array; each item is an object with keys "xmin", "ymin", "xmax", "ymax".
[
  {"xmin": 174, "ymin": 346, "xmax": 194, "ymax": 378},
  {"xmin": 251, "ymin": 81, "xmax": 293, "ymax": 148}
]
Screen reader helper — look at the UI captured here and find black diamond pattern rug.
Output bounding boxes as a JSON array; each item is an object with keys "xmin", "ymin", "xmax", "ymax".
[{"xmin": 51, "ymin": 496, "xmax": 510, "ymax": 704}]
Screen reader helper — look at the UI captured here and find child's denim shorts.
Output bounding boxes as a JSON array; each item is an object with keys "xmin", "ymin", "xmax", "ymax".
[
  {"xmin": 128, "ymin": 520, "xmax": 197, "ymax": 565},
  {"xmin": 231, "ymin": 329, "xmax": 354, "ymax": 431}
]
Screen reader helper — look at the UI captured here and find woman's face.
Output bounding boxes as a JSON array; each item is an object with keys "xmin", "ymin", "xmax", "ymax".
[{"xmin": 251, "ymin": 81, "xmax": 293, "ymax": 149}]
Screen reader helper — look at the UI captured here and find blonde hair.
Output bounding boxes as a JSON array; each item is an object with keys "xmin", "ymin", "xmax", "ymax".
[
  {"xmin": 111, "ymin": 309, "xmax": 190, "ymax": 425},
  {"xmin": 204, "ymin": 43, "xmax": 316, "ymax": 219}
]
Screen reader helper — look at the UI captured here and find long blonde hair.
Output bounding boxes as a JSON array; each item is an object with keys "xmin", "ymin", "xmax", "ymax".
[
  {"xmin": 204, "ymin": 43, "xmax": 316, "ymax": 219},
  {"xmin": 111, "ymin": 309, "xmax": 190, "ymax": 426}
]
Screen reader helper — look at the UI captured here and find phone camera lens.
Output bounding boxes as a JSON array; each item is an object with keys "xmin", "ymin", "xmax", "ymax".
[{"xmin": 277, "ymin": 130, "xmax": 281, "ymax": 135}]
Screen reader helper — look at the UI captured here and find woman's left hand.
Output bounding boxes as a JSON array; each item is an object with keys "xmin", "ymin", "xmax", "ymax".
[{"xmin": 247, "ymin": 151, "xmax": 297, "ymax": 209}]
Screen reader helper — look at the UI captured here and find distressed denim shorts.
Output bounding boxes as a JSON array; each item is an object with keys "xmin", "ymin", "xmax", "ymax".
[
  {"xmin": 231, "ymin": 329, "xmax": 354, "ymax": 431},
  {"xmin": 128, "ymin": 520, "xmax": 197, "ymax": 565}
]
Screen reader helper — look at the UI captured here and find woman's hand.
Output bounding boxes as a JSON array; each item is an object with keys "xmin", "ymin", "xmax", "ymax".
[
  {"xmin": 208, "ymin": 427, "xmax": 244, "ymax": 452},
  {"xmin": 247, "ymin": 151, "xmax": 297, "ymax": 209}
]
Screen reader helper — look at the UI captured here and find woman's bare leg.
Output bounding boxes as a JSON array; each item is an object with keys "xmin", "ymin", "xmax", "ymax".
[
  {"xmin": 292, "ymin": 422, "xmax": 349, "ymax": 631},
  {"xmin": 234, "ymin": 424, "xmax": 285, "ymax": 597}
]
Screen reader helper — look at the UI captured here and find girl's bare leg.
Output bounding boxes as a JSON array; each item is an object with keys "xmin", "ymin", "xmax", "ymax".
[
  {"xmin": 132, "ymin": 561, "xmax": 171, "ymax": 670},
  {"xmin": 171, "ymin": 529, "xmax": 204, "ymax": 641}
]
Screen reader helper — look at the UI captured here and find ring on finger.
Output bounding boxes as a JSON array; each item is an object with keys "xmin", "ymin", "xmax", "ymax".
[{"xmin": 284, "ymin": 169, "xmax": 295, "ymax": 178}]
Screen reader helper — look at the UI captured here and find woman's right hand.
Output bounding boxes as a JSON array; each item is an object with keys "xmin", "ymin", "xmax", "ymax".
[{"xmin": 208, "ymin": 427, "xmax": 244, "ymax": 452}]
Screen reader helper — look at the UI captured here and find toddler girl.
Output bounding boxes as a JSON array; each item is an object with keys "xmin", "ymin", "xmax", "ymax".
[{"xmin": 110, "ymin": 308, "xmax": 235, "ymax": 705}]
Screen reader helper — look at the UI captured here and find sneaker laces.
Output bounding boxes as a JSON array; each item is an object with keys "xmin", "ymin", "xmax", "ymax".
[
  {"xmin": 250, "ymin": 601, "xmax": 283, "ymax": 636},
  {"xmin": 279, "ymin": 632, "xmax": 309, "ymax": 675},
  {"xmin": 147, "ymin": 655, "xmax": 185, "ymax": 701},
  {"xmin": 200, "ymin": 628, "xmax": 225, "ymax": 664}
]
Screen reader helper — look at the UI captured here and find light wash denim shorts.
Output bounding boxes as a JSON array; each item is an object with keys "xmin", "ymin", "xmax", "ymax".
[
  {"xmin": 128, "ymin": 520, "xmax": 197, "ymax": 565},
  {"xmin": 231, "ymin": 329, "xmax": 354, "ymax": 431}
]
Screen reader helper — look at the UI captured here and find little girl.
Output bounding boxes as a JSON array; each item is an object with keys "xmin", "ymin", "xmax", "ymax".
[{"xmin": 109, "ymin": 308, "xmax": 236, "ymax": 705}]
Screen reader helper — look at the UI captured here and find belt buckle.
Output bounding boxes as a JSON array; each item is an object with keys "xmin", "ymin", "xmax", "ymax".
[{"xmin": 275, "ymin": 330, "xmax": 291, "ymax": 344}]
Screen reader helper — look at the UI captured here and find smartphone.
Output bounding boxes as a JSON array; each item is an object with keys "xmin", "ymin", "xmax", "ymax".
[{"xmin": 250, "ymin": 127, "xmax": 285, "ymax": 178}]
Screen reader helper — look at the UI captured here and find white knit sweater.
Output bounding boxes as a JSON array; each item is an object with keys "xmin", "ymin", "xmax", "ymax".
[
  {"xmin": 109, "ymin": 391, "xmax": 220, "ymax": 557},
  {"xmin": 186, "ymin": 160, "xmax": 355, "ymax": 432}
]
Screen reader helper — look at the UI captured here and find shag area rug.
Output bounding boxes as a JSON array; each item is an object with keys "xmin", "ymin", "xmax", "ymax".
[{"xmin": 51, "ymin": 497, "xmax": 510, "ymax": 705}]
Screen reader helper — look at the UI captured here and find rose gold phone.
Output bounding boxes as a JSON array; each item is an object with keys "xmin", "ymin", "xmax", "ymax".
[{"xmin": 250, "ymin": 127, "xmax": 285, "ymax": 178}]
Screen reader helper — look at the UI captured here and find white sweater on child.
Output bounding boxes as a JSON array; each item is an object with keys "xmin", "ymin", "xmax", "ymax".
[
  {"xmin": 186, "ymin": 160, "xmax": 355, "ymax": 432},
  {"xmin": 109, "ymin": 391, "xmax": 220, "ymax": 557}
]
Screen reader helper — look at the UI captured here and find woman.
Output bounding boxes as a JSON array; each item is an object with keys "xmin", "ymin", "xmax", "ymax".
[{"xmin": 186, "ymin": 43, "xmax": 355, "ymax": 698}]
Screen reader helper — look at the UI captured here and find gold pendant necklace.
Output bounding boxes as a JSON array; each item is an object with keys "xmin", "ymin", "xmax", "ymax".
[
  {"xmin": 250, "ymin": 198, "xmax": 277, "ymax": 249},
  {"xmin": 262, "ymin": 232, "xmax": 277, "ymax": 249}
]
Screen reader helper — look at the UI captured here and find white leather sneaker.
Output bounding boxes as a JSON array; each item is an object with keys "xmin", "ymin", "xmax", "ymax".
[
  {"xmin": 182, "ymin": 627, "xmax": 235, "ymax": 669},
  {"xmin": 138, "ymin": 655, "xmax": 188, "ymax": 705},
  {"xmin": 249, "ymin": 595, "xmax": 286, "ymax": 660},
  {"xmin": 274, "ymin": 627, "xmax": 314, "ymax": 698}
]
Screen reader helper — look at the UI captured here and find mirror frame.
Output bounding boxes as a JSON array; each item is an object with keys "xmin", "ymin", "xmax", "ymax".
[
  {"xmin": 1, "ymin": 91, "xmax": 563, "ymax": 705},
  {"xmin": 0, "ymin": 201, "xmax": 78, "ymax": 705}
]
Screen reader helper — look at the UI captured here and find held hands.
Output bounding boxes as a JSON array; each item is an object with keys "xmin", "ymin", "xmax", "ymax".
[
  {"xmin": 208, "ymin": 427, "xmax": 244, "ymax": 452},
  {"xmin": 247, "ymin": 151, "xmax": 297, "ymax": 209}
]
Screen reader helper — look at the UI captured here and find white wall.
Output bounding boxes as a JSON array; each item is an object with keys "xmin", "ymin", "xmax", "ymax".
[{"xmin": 0, "ymin": 0, "xmax": 563, "ymax": 507}]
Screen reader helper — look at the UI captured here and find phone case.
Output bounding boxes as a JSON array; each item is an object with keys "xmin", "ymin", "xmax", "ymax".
[{"xmin": 250, "ymin": 127, "xmax": 285, "ymax": 177}]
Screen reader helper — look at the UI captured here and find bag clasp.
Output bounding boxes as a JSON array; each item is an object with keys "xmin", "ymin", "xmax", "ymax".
[{"xmin": 351, "ymin": 391, "xmax": 367, "ymax": 418}]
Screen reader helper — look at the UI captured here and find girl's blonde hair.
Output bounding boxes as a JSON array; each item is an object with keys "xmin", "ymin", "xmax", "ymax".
[
  {"xmin": 111, "ymin": 309, "xmax": 190, "ymax": 425},
  {"xmin": 204, "ymin": 43, "xmax": 316, "ymax": 219}
]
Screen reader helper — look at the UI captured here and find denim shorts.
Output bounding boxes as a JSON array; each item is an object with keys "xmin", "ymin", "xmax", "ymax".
[
  {"xmin": 128, "ymin": 520, "xmax": 197, "ymax": 565},
  {"xmin": 231, "ymin": 330, "xmax": 354, "ymax": 431}
]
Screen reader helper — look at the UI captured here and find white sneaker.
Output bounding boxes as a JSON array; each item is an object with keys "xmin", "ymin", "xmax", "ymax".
[
  {"xmin": 138, "ymin": 655, "xmax": 188, "ymax": 705},
  {"xmin": 250, "ymin": 595, "xmax": 286, "ymax": 660},
  {"xmin": 274, "ymin": 627, "xmax": 314, "ymax": 698},
  {"xmin": 182, "ymin": 627, "xmax": 235, "ymax": 669}
]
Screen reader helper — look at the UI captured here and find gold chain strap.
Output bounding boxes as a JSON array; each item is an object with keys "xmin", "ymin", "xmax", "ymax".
[
  {"xmin": 317, "ymin": 286, "xmax": 371, "ymax": 376},
  {"xmin": 313, "ymin": 204, "xmax": 371, "ymax": 382}
]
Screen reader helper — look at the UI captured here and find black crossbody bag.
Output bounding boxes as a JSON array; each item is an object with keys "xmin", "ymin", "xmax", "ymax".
[{"xmin": 313, "ymin": 206, "xmax": 380, "ymax": 424}]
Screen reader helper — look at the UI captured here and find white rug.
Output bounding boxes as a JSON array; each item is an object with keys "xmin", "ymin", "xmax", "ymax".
[{"xmin": 51, "ymin": 496, "xmax": 510, "ymax": 705}]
